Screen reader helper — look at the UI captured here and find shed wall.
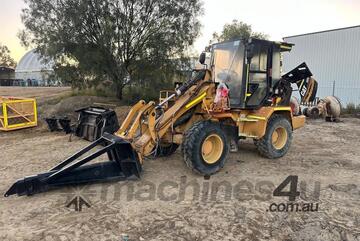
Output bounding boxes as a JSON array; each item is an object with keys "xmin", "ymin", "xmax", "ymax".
[{"xmin": 283, "ymin": 26, "xmax": 360, "ymax": 105}]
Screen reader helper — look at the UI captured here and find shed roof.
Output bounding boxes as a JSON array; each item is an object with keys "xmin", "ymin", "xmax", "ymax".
[{"xmin": 283, "ymin": 25, "xmax": 360, "ymax": 39}]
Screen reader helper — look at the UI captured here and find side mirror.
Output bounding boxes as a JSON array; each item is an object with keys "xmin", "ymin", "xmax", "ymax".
[{"xmin": 199, "ymin": 52, "xmax": 206, "ymax": 65}]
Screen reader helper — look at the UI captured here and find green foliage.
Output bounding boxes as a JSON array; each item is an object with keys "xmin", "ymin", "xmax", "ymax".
[
  {"xmin": 211, "ymin": 20, "xmax": 268, "ymax": 43},
  {"xmin": 343, "ymin": 103, "xmax": 360, "ymax": 114},
  {"xmin": 53, "ymin": 63, "xmax": 104, "ymax": 89},
  {"xmin": 123, "ymin": 57, "xmax": 191, "ymax": 104},
  {"xmin": 0, "ymin": 43, "xmax": 16, "ymax": 68},
  {"xmin": 20, "ymin": 0, "xmax": 203, "ymax": 99}
]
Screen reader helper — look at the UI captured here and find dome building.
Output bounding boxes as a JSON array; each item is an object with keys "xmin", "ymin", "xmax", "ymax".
[{"xmin": 15, "ymin": 50, "xmax": 58, "ymax": 86}]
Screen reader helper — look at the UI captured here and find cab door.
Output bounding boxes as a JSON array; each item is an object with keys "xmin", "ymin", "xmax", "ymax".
[{"xmin": 245, "ymin": 43, "xmax": 272, "ymax": 108}]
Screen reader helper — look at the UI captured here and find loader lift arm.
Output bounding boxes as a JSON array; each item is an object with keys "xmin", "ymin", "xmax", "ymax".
[{"xmin": 116, "ymin": 70, "xmax": 211, "ymax": 157}]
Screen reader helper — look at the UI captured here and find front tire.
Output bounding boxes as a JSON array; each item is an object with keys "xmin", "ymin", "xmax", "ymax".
[
  {"xmin": 182, "ymin": 121, "xmax": 229, "ymax": 175},
  {"xmin": 256, "ymin": 114, "xmax": 293, "ymax": 158}
]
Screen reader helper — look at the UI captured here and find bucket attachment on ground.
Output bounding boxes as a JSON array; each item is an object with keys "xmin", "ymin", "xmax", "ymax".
[
  {"xmin": 75, "ymin": 106, "xmax": 119, "ymax": 141},
  {"xmin": 4, "ymin": 133, "xmax": 141, "ymax": 197},
  {"xmin": 45, "ymin": 117, "xmax": 60, "ymax": 131},
  {"xmin": 45, "ymin": 116, "xmax": 73, "ymax": 133},
  {"xmin": 58, "ymin": 117, "xmax": 72, "ymax": 134}
]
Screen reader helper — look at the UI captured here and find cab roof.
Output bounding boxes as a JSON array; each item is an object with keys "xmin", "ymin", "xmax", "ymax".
[{"xmin": 212, "ymin": 38, "xmax": 294, "ymax": 52}]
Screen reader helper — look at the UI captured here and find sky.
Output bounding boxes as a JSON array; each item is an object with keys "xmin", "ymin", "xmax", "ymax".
[{"xmin": 1, "ymin": 0, "xmax": 360, "ymax": 62}]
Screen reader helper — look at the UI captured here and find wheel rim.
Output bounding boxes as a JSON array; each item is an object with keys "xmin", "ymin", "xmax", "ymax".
[
  {"xmin": 271, "ymin": 127, "xmax": 287, "ymax": 150},
  {"xmin": 201, "ymin": 134, "xmax": 224, "ymax": 164}
]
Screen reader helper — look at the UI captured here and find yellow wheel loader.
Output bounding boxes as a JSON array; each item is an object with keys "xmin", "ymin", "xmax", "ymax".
[{"xmin": 5, "ymin": 38, "xmax": 317, "ymax": 196}]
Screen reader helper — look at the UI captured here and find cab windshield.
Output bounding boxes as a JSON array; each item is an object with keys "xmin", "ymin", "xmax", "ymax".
[{"xmin": 211, "ymin": 40, "xmax": 245, "ymax": 106}]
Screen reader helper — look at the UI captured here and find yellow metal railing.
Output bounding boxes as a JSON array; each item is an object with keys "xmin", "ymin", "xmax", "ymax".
[{"xmin": 0, "ymin": 96, "xmax": 38, "ymax": 131}]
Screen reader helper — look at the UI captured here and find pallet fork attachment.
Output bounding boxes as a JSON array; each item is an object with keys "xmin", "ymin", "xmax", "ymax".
[{"xmin": 4, "ymin": 133, "xmax": 141, "ymax": 197}]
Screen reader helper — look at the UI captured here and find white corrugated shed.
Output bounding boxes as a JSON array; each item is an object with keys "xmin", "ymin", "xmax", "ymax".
[{"xmin": 283, "ymin": 26, "xmax": 360, "ymax": 105}]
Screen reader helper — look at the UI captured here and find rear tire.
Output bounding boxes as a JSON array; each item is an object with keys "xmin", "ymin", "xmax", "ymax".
[
  {"xmin": 182, "ymin": 121, "xmax": 229, "ymax": 175},
  {"xmin": 256, "ymin": 114, "xmax": 292, "ymax": 158}
]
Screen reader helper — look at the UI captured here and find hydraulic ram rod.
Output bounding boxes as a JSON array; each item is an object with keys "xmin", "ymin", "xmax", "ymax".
[{"xmin": 158, "ymin": 70, "xmax": 206, "ymax": 108}]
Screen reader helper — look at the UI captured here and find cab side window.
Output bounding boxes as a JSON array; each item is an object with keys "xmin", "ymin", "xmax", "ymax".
[
  {"xmin": 246, "ymin": 45, "xmax": 269, "ymax": 106},
  {"xmin": 250, "ymin": 46, "xmax": 268, "ymax": 72}
]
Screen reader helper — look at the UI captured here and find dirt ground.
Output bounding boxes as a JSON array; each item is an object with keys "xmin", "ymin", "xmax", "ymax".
[
  {"xmin": 0, "ymin": 86, "xmax": 71, "ymax": 100},
  {"xmin": 0, "ymin": 89, "xmax": 359, "ymax": 241}
]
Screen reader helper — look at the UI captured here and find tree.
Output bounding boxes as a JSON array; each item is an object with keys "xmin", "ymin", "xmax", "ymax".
[
  {"xmin": 211, "ymin": 20, "xmax": 268, "ymax": 43},
  {"xmin": 0, "ymin": 43, "xmax": 16, "ymax": 68},
  {"xmin": 20, "ymin": 0, "xmax": 203, "ymax": 99},
  {"xmin": 124, "ymin": 55, "xmax": 192, "ymax": 102}
]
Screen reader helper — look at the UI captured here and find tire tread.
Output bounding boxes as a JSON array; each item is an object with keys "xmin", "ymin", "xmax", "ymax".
[
  {"xmin": 181, "ymin": 121, "xmax": 228, "ymax": 175},
  {"xmin": 256, "ymin": 114, "xmax": 293, "ymax": 159}
]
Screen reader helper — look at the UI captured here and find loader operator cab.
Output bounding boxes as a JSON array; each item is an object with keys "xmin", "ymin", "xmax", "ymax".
[{"xmin": 210, "ymin": 38, "xmax": 292, "ymax": 109}]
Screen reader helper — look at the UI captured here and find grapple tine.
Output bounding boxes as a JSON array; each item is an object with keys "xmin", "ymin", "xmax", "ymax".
[
  {"xmin": 4, "ymin": 174, "xmax": 51, "ymax": 197},
  {"xmin": 4, "ymin": 134, "xmax": 142, "ymax": 197}
]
